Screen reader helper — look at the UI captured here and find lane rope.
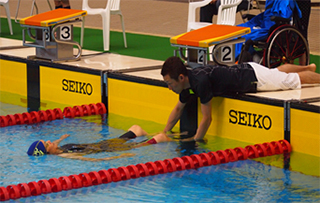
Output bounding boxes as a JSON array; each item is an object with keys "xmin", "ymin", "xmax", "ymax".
[
  {"xmin": 0, "ymin": 102, "xmax": 107, "ymax": 127},
  {"xmin": 0, "ymin": 139, "xmax": 291, "ymax": 201}
]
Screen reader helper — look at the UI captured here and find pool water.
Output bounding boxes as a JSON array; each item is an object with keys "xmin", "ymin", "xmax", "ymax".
[{"xmin": 0, "ymin": 103, "xmax": 320, "ymax": 202}]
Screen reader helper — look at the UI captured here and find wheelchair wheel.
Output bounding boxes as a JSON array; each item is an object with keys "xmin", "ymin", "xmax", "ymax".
[{"xmin": 263, "ymin": 25, "xmax": 309, "ymax": 68}]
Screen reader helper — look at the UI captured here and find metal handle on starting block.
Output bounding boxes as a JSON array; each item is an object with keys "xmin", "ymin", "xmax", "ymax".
[
  {"xmin": 51, "ymin": 20, "xmax": 83, "ymax": 61},
  {"xmin": 212, "ymin": 38, "xmax": 245, "ymax": 66}
]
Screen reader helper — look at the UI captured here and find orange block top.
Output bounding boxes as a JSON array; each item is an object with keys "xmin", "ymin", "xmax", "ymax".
[
  {"xmin": 170, "ymin": 24, "xmax": 250, "ymax": 48},
  {"xmin": 20, "ymin": 8, "xmax": 87, "ymax": 27}
]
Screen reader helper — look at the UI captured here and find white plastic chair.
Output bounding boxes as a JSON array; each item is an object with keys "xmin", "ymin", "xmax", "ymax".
[
  {"xmin": 0, "ymin": 0, "xmax": 13, "ymax": 35},
  {"xmin": 81, "ymin": 0, "xmax": 127, "ymax": 51},
  {"xmin": 187, "ymin": 0, "xmax": 242, "ymax": 32},
  {"xmin": 217, "ymin": 0, "xmax": 242, "ymax": 25},
  {"xmin": 187, "ymin": 0, "xmax": 212, "ymax": 32}
]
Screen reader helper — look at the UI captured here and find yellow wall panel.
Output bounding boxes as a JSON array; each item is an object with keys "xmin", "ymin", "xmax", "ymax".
[
  {"xmin": 0, "ymin": 59, "xmax": 27, "ymax": 106},
  {"xmin": 0, "ymin": 59, "xmax": 27, "ymax": 96},
  {"xmin": 40, "ymin": 66, "xmax": 101, "ymax": 107},
  {"xmin": 291, "ymin": 109, "xmax": 320, "ymax": 157},
  {"xmin": 208, "ymin": 97, "xmax": 284, "ymax": 143},
  {"xmin": 108, "ymin": 78, "xmax": 178, "ymax": 125}
]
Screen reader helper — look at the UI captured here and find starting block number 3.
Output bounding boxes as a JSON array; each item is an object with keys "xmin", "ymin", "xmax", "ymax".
[
  {"xmin": 60, "ymin": 25, "xmax": 72, "ymax": 40},
  {"xmin": 197, "ymin": 45, "xmax": 234, "ymax": 64},
  {"xmin": 45, "ymin": 25, "xmax": 72, "ymax": 41}
]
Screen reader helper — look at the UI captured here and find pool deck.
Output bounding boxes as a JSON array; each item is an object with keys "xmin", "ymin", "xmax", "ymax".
[
  {"xmin": 4, "ymin": 0, "xmax": 320, "ymax": 55},
  {"xmin": 1, "ymin": 37, "xmax": 319, "ymax": 106}
]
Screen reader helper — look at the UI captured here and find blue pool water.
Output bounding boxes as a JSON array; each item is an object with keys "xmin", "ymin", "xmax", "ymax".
[{"xmin": 0, "ymin": 103, "xmax": 320, "ymax": 202}]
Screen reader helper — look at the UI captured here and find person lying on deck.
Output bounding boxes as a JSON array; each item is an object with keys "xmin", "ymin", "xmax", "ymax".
[
  {"xmin": 27, "ymin": 125, "xmax": 182, "ymax": 161},
  {"xmin": 161, "ymin": 57, "xmax": 320, "ymax": 142}
]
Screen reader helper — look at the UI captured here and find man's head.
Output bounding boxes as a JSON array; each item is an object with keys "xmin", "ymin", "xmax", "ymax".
[
  {"xmin": 161, "ymin": 56, "xmax": 189, "ymax": 94},
  {"xmin": 27, "ymin": 140, "xmax": 47, "ymax": 156}
]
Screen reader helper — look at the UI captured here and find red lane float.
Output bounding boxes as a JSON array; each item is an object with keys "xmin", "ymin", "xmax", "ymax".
[
  {"xmin": 89, "ymin": 171, "xmax": 102, "ymax": 185},
  {"xmin": 68, "ymin": 175, "xmax": 82, "ymax": 189},
  {"xmin": 0, "ymin": 116, "xmax": 8, "ymax": 127},
  {"xmin": 0, "ymin": 103, "xmax": 107, "ymax": 127},
  {"xmin": 46, "ymin": 109, "xmax": 57, "ymax": 121},
  {"xmin": 30, "ymin": 111, "xmax": 41, "ymax": 123},
  {"xmin": 73, "ymin": 106, "xmax": 84, "ymax": 117},
  {"xmin": 89, "ymin": 103, "xmax": 99, "ymax": 115},
  {"xmin": 0, "ymin": 139, "xmax": 291, "ymax": 201},
  {"xmin": 58, "ymin": 176, "xmax": 72, "ymax": 190},
  {"xmin": 63, "ymin": 107, "xmax": 75, "ymax": 118},
  {"xmin": 0, "ymin": 187, "xmax": 9, "ymax": 201},
  {"xmin": 6, "ymin": 115, "xmax": 16, "ymax": 126},
  {"xmin": 81, "ymin": 105, "xmax": 92, "ymax": 116},
  {"xmin": 22, "ymin": 113, "xmax": 32, "ymax": 125},
  {"xmin": 27, "ymin": 182, "xmax": 41, "ymax": 196},
  {"xmin": 14, "ymin": 114, "xmax": 24, "ymax": 125},
  {"xmin": 98, "ymin": 170, "xmax": 112, "ymax": 184},
  {"xmin": 38, "ymin": 110, "xmax": 48, "ymax": 122},
  {"xmin": 17, "ymin": 183, "xmax": 31, "ymax": 198}
]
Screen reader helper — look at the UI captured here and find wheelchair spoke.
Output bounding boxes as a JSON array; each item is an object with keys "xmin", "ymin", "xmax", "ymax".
[
  {"xmin": 289, "ymin": 32, "xmax": 299, "ymax": 57},
  {"xmin": 275, "ymin": 33, "xmax": 287, "ymax": 56},
  {"xmin": 268, "ymin": 33, "xmax": 287, "ymax": 67}
]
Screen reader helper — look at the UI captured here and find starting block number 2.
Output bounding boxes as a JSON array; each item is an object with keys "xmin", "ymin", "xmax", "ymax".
[
  {"xmin": 220, "ymin": 45, "xmax": 233, "ymax": 63},
  {"xmin": 197, "ymin": 45, "xmax": 234, "ymax": 64},
  {"xmin": 45, "ymin": 25, "xmax": 72, "ymax": 41},
  {"xmin": 197, "ymin": 50, "xmax": 206, "ymax": 64}
]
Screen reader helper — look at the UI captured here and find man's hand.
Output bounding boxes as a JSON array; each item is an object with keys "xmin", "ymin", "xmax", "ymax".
[
  {"xmin": 179, "ymin": 136, "xmax": 208, "ymax": 143},
  {"xmin": 179, "ymin": 137, "xmax": 195, "ymax": 142},
  {"xmin": 166, "ymin": 131, "xmax": 188, "ymax": 138},
  {"xmin": 194, "ymin": 137, "xmax": 208, "ymax": 144}
]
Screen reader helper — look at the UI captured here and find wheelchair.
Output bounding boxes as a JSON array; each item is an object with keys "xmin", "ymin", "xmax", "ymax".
[
  {"xmin": 238, "ymin": 17, "xmax": 310, "ymax": 69},
  {"xmin": 238, "ymin": 0, "xmax": 310, "ymax": 68}
]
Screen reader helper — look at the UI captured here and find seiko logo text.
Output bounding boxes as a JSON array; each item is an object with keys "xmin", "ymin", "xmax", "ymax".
[
  {"xmin": 62, "ymin": 79, "xmax": 93, "ymax": 95},
  {"xmin": 229, "ymin": 110, "xmax": 272, "ymax": 130}
]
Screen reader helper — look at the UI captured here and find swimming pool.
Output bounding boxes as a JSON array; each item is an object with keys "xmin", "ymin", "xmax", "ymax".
[{"xmin": 0, "ymin": 102, "xmax": 319, "ymax": 202}]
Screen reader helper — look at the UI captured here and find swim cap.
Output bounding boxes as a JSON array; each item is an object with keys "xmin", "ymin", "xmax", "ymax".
[{"xmin": 27, "ymin": 140, "xmax": 47, "ymax": 156}]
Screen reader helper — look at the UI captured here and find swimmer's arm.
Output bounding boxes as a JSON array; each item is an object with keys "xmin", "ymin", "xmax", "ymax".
[
  {"xmin": 53, "ymin": 134, "xmax": 70, "ymax": 146},
  {"xmin": 57, "ymin": 153, "xmax": 135, "ymax": 162}
]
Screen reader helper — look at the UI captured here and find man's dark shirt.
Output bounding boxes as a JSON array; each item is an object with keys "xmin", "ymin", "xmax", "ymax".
[{"xmin": 179, "ymin": 63, "xmax": 258, "ymax": 104}]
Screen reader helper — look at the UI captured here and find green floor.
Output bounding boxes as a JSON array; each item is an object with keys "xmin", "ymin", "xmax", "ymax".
[{"xmin": 1, "ymin": 17, "xmax": 319, "ymax": 72}]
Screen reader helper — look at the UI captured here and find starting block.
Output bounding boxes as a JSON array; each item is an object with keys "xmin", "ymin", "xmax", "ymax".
[
  {"xmin": 20, "ymin": 8, "xmax": 87, "ymax": 62},
  {"xmin": 170, "ymin": 24, "xmax": 250, "ymax": 66}
]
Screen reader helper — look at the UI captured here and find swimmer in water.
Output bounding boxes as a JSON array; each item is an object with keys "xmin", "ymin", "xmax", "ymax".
[{"xmin": 27, "ymin": 125, "xmax": 182, "ymax": 161}]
